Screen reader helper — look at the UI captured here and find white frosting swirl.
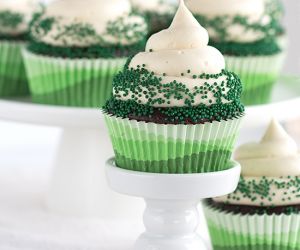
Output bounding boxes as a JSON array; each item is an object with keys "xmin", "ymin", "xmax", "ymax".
[
  {"xmin": 116, "ymin": 0, "xmax": 230, "ymax": 108},
  {"xmin": 214, "ymin": 119, "xmax": 300, "ymax": 207},
  {"xmin": 185, "ymin": 0, "xmax": 269, "ymax": 43},
  {"xmin": 31, "ymin": 0, "xmax": 147, "ymax": 47},
  {"xmin": 0, "ymin": 0, "xmax": 39, "ymax": 35}
]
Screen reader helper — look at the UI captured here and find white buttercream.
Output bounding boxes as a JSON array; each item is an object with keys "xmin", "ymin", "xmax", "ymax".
[
  {"xmin": 0, "ymin": 0, "xmax": 39, "ymax": 35},
  {"xmin": 185, "ymin": 0, "xmax": 267, "ymax": 43},
  {"xmin": 236, "ymin": 119, "xmax": 300, "ymax": 177},
  {"xmin": 215, "ymin": 119, "xmax": 300, "ymax": 207},
  {"xmin": 117, "ymin": 0, "xmax": 229, "ymax": 108},
  {"xmin": 31, "ymin": 0, "xmax": 147, "ymax": 47}
]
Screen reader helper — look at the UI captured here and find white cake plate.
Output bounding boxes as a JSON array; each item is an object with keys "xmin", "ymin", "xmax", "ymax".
[
  {"xmin": 106, "ymin": 158, "xmax": 241, "ymax": 250},
  {"xmin": 0, "ymin": 78, "xmax": 299, "ymax": 217}
]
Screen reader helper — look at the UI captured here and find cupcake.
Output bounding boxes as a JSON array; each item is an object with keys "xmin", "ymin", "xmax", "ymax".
[
  {"xmin": 103, "ymin": 1, "xmax": 244, "ymax": 174},
  {"xmin": 23, "ymin": 0, "xmax": 148, "ymax": 107},
  {"xmin": 130, "ymin": 0, "xmax": 176, "ymax": 36},
  {"xmin": 185, "ymin": 0, "xmax": 286, "ymax": 105},
  {"xmin": 203, "ymin": 119, "xmax": 300, "ymax": 249},
  {"xmin": 0, "ymin": 0, "xmax": 39, "ymax": 97}
]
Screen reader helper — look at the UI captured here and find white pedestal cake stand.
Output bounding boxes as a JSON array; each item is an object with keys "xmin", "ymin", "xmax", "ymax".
[
  {"xmin": 0, "ymin": 79, "xmax": 299, "ymax": 217},
  {"xmin": 106, "ymin": 158, "xmax": 241, "ymax": 250},
  {"xmin": 0, "ymin": 99, "xmax": 145, "ymax": 218}
]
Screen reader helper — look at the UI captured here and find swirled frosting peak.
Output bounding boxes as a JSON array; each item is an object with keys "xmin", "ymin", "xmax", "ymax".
[
  {"xmin": 236, "ymin": 118, "xmax": 300, "ymax": 177},
  {"xmin": 145, "ymin": 0, "xmax": 209, "ymax": 52},
  {"xmin": 130, "ymin": 0, "xmax": 225, "ymax": 80},
  {"xmin": 214, "ymin": 119, "xmax": 300, "ymax": 207}
]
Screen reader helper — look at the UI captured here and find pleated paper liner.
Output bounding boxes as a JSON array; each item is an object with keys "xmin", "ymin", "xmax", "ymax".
[
  {"xmin": 104, "ymin": 114, "xmax": 242, "ymax": 173},
  {"xmin": 225, "ymin": 52, "xmax": 286, "ymax": 106},
  {"xmin": 203, "ymin": 201, "xmax": 300, "ymax": 250},
  {"xmin": 23, "ymin": 49, "xmax": 126, "ymax": 107},
  {"xmin": 0, "ymin": 41, "xmax": 29, "ymax": 96}
]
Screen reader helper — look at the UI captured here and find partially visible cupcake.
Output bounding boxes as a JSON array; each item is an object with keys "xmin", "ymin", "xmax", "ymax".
[
  {"xmin": 130, "ymin": 0, "xmax": 176, "ymax": 36},
  {"xmin": 23, "ymin": 0, "xmax": 148, "ymax": 107},
  {"xmin": 185, "ymin": 0, "xmax": 286, "ymax": 105},
  {"xmin": 0, "ymin": 0, "xmax": 39, "ymax": 96},
  {"xmin": 103, "ymin": 1, "xmax": 244, "ymax": 174},
  {"xmin": 203, "ymin": 119, "xmax": 300, "ymax": 249}
]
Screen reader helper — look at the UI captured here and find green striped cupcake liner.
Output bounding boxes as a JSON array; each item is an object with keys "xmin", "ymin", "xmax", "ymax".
[
  {"xmin": 225, "ymin": 52, "xmax": 285, "ymax": 106},
  {"xmin": 23, "ymin": 49, "xmax": 126, "ymax": 107},
  {"xmin": 0, "ymin": 41, "xmax": 29, "ymax": 96},
  {"xmin": 104, "ymin": 114, "xmax": 242, "ymax": 173},
  {"xmin": 203, "ymin": 201, "xmax": 300, "ymax": 250}
]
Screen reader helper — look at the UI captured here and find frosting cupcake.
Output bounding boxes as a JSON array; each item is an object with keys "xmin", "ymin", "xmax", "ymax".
[
  {"xmin": 103, "ymin": 1, "xmax": 244, "ymax": 174},
  {"xmin": 130, "ymin": 0, "xmax": 176, "ymax": 36},
  {"xmin": 0, "ymin": 0, "xmax": 40, "ymax": 96},
  {"xmin": 203, "ymin": 119, "xmax": 300, "ymax": 249},
  {"xmin": 185, "ymin": 0, "xmax": 286, "ymax": 105},
  {"xmin": 23, "ymin": 0, "xmax": 148, "ymax": 107}
]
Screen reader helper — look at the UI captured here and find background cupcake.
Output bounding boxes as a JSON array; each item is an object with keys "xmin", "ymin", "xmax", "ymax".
[
  {"xmin": 0, "ymin": 0, "xmax": 39, "ymax": 97},
  {"xmin": 203, "ymin": 119, "xmax": 300, "ymax": 249},
  {"xmin": 103, "ymin": 1, "xmax": 244, "ymax": 174},
  {"xmin": 185, "ymin": 0, "xmax": 286, "ymax": 105},
  {"xmin": 130, "ymin": 0, "xmax": 176, "ymax": 36},
  {"xmin": 24, "ymin": 0, "xmax": 148, "ymax": 107}
]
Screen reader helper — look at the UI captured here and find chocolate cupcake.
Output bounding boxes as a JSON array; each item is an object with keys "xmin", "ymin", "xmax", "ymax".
[
  {"xmin": 186, "ymin": 0, "xmax": 286, "ymax": 105},
  {"xmin": 203, "ymin": 119, "xmax": 300, "ymax": 249},
  {"xmin": 130, "ymin": 0, "xmax": 176, "ymax": 36},
  {"xmin": 103, "ymin": 1, "xmax": 244, "ymax": 174},
  {"xmin": 23, "ymin": 0, "xmax": 148, "ymax": 107},
  {"xmin": 0, "ymin": 0, "xmax": 39, "ymax": 96}
]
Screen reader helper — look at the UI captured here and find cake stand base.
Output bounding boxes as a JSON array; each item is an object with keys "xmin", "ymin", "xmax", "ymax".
[{"xmin": 106, "ymin": 158, "xmax": 241, "ymax": 250}]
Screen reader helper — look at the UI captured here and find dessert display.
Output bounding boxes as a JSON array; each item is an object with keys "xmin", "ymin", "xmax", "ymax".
[
  {"xmin": 103, "ymin": 0, "xmax": 244, "ymax": 173},
  {"xmin": 23, "ymin": 0, "xmax": 148, "ymax": 107},
  {"xmin": 0, "ymin": 0, "xmax": 40, "ymax": 96},
  {"xmin": 130, "ymin": 0, "xmax": 176, "ymax": 36},
  {"xmin": 185, "ymin": 0, "xmax": 286, "ymax": 105},
  {"xmin": 204, "ymin": 119, "xmax": 300, "ymax": 249}
]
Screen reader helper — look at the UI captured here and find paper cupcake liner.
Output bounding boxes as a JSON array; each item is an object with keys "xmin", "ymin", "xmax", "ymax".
[
  {"xmin": 225, "ymin": 52, "xmax": 285, "ymax": 106},
  {"xmin": 104, "ymin": 114, "xmax": 242, "ymax": 173},
  {"xmin": 203, "ymin": 201, "xmax": 300, "ymax": 250},
  {"xmin": 23, "ymin": 49, "xmax": 126, "ymax": 107},
  {"xmin": 0, "ymin": 41, "xmax": 29, "ymax": 96}
]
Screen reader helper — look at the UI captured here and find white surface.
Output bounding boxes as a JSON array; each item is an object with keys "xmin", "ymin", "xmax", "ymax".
[
  {"xmin": 0, "ymin": 144, "xmax": 210, "ymax": 249},
  {"xmin": 106, "ymin": 159, "xmax": 240, "ymax": 250}
]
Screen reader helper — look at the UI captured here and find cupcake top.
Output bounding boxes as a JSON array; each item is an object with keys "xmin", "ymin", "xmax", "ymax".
[
  {"xmin": 185, "ymin": 0, "xmax": 278, "ymax": 43},
  {"xmin": 130, "ymin": 0, "xmax": 175, "ymax": 15},
  {"xmin": 215, "ymin": 119, "xmax": 300, "ymax": 207},
  {"xmin": 0, "ymin": 0, "xmax": 40, "ymax": 38},
  {"xmin": 30, "ymin": 0, "xmax": 147, "ymax": 48},
  {"xmin": 104, "ymin": 0, "xmax": 244, "ymax": 124}
]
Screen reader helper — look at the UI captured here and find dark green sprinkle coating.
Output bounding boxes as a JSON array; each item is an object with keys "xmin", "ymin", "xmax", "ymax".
[
  {"xmin": 210, "ymin": 39, "xmax": 281, "ymax": 56},
  {"xmin": 193, "ymin": 14, "xmax": 282, "ymax": 56},
  {"xmin": 224, "ymin": 176, "xmax": 300, "ymax": 208},
  {"xmin": 29, "ymin": 14, "xmax": 147, "ymax": 58},
  {"xmin": 206, "ymin": 199, "xmax": 300, "ymax": 216},
  {"xmin": 0, "ymin": 11, "xmax": 24, "ymax": 29},
  {"xmin": 27, "ymin": 39, "xmax": 146, "ymax": 59},
  {"xmin": 103, "ymin": 59, "xmax": 244, "ymax": 124}
]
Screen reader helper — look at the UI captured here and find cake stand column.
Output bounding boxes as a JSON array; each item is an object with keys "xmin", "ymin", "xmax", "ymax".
[
  {"xmin": 135, "ymin": 199, "xmax": 206, "ymax": 250},
  {"xmin": 106, "ymin": 158, "xmax": 241, "ymax": 250}
]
